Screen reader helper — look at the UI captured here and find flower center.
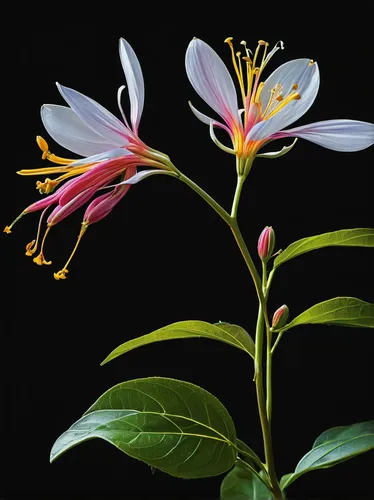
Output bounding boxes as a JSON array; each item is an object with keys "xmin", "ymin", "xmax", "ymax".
[{"xmin": 224, "ymin": 38, "xmax": 302, "ymax": 126}]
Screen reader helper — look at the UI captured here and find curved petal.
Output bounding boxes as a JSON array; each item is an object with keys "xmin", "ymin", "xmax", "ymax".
[
  {"xmin": 274, "ymin": 119, "xmax": 374, "ymax": 152},
  {"xmin": 188, "ymin": 101, "xmax": 230, "ymax": 132},
  {"xmin": 247, "ymin": 59, "xmax": 320, "ymax": 141},
  {"xmin": 69, "ymin": 148, "xmax": 132, "ymax": 167},
  {"xmin": 41, "ymin": 105, "xmax": 120, "ymax": 157},
  {"xmin": 101, "ymin": 168, "xmax": 176, "ymax": 189},
  {"xmin": 119, "ymin": 38, "xmax": 145, "ymax": 134},
  {"xmin": 84, "ymin": 166, "xmax": 137, "ymax": 224},
  {"xmin": 57, "ymin": 83, "xmax": 130, "ymax": 145},
  {"xmin": 185, "ymin": 38, "xmax": 239, "ymax": 127}
]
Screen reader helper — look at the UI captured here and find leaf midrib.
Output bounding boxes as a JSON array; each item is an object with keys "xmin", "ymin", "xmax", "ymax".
[{"xmin": 296, "ymin": 432, "xmax": 374, "ymax": 472}]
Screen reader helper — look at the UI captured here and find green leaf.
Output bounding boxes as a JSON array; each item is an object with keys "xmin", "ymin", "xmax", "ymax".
[
  {"xmin": 278, "ymin": 297, "xmax": 374, "ymax": 333},
  {"xmin": 274, "ymin": 228, "xmax": 374, "ymax": 269},
  {"xmin": 214, "ymin": 323, "xmax": 255, "ymax": 358},
  {"xmin": 51, "ymin": 377, "xmax": 237, "ymax": 479},
  {"xmin": 221, "ymin": 462, "xmax": 273, "ymax": 499},
  {"xmin": 101, "ymin": 320, "xmax": 255, "ymax": 365},
  {"xmin": 281, "ymin": 421, "xmax": 374, "ymax": 490}
]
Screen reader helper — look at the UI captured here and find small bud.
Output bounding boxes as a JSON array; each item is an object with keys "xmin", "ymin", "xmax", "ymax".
[
  {"xmin": 257, "ymin": 226, "xmax": 275, "ymax": 261},
  {"xmin": 272, "ymin": 305, "xmax": 289, "ymax": 329}
]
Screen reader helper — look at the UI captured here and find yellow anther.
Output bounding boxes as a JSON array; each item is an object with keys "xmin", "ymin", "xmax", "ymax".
[
  {"xmin": 243, "ymin": 56, "xmax": 252, "ymax": 62},
  {"xmin": 54, "ymin": 269, "xmax": 69, "ymax": 280},
  {"xmin": 3, "ymin": 212, "xmax": 25, "ymax": 234},
  {"xmin": 266, "ymin": 92, "xmax": 301, "ymax": 119},
  {"xmin": 258, "ymin": 40, "xmax": 269, "ymax": 46},
  {"xmin": 236, "ymin": 51, "xmax": 241, "ymax": 57},
  {"xmin": 276, "ymin": 95, "xmax": 284, "ymax": 102},
  {"xmin": 224, "ymin": 37, "xmax": 233, "ymax": 45},
  {"xmin": 309, "ymin": 60, "xmax": 315, "ymax": 66},
  {"xmin": 36, "ymin": 178, "xmax": 58, "ymax": 194},
  {"xmin": 32, "ymin": 225, "xmax": 52, "ymax": 266},
  {"xmin": 53, "ymin": 222, "xmax": 89, "ymax": 281},
  {"xmin": 36, "ymin": 136, "xmax": 50, "ymax": 160},
  {"xmin": 25, "ymin": 240, "xmax": 37, "ymax": 256},
  {"xmin": 33, "ymin": 252, "xmax": 52, "ymax": 266},
  {"xmin": 292, "ymin": 83, "xmax": 299, "ymax": 90}
]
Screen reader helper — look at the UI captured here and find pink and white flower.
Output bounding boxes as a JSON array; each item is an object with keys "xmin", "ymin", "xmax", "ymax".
[
  {"xmin": 186, "ymin": 37, "xmax": 374, "ymax": 174},
  {"xmin": 5, "ymin": 38, "xmax": 173, "ymax": 279}
]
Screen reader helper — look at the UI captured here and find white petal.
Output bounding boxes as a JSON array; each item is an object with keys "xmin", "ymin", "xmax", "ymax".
[
  {"xmin": 100, "ymin": 169, "xmax": 177, "ymax": 189},
  {"xmin": 256, "ymin": 138, "xmax": 298, "ymax": 158},
  {"xmin": 57, "ymin": 83, "xmax": 130, "ymax": 145},
  {"xmin": 119, "ymin": 38, "xmax": 145, "ymax": 134},
  {"xmin": 69, "ymin": 148, "xmax": 132, "ymax": 167},
  {"xmin": 277, "ymin": 120, "xmax": 374, "ymax": 152},
  {"xmin": 41, "ymin": 105, "xmax": 120, "ymax": 157},
  {"xmin": 185, "ymin": 38, "xmax": 239, "ymax": 125},
  {"xmin": 247, "ymin": 59, "xmax": 320, "ymax": 141},
  {"xmin": 188, "ymin": 101, "xmax": 227, "ymax": 129}
]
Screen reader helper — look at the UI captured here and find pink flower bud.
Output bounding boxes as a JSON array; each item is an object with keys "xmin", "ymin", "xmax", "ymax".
[
  {"xmin": 272, "ymin": 305, "xmax": 289, "ymax": 329},
  {"xmin": 257, "ymin": 226, "xmax": 275, "ymax": 261}
]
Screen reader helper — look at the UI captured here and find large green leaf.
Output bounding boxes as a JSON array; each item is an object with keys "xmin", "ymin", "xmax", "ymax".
[
  {"xmin": 277, "ymin": 297, "xmax": 374, "ymax": 333},
  {"xmin": 101, "ymin": 320, "xmax": 255, "ymax": 365},
  {"xmin": 51, "ymin": 377, "xmax": 237, "ymax": 479},
  {"xmin": 281, "ymin": 421, "xmax": 374, "ymax": 490},
  {"xmin": 220, "ymin": 462, "xmax": 273, "ymax": 499},
  {"xmin": 274, "ymin": 228, "xmax": 374, "ymax": 269}
]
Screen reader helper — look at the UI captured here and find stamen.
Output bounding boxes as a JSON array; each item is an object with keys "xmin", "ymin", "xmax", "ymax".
[
  {"xmin": 254, "ymin": 82, "xmax": 265, "ymax": 103},
  {"xmin": 265, "ymin": 92, "xmax": 301, "ymax": 119},
  {"xmin": 262, "ymin": 88, "xmax": 276, "ymax": 117},
  {"xmin": 292, "ymin": 83, "xmax": 299, "ymax": 90},
  {"xmin": 225, "ymin": 37, "xmax": 246, "ymax": 105},
  {"xmin": 3, "ymin": 212, "xmax": 25, "ymax": 234},
  {"xmin": 36, "ymin": 178, "xmax": 58, "ymax": 195},
  {"xmin": 33, "ymin": 226, "xmax": 52, "ymax": 266},
  {"xmin": 54, "ymin": 222, "xmax": 89, "ymax": 280},
  {"xmin": 240, "ymin": 40, "xmax": 253, "ymax": 58},
  {"xmin": 309, "ymin": 60, "xmax": 315, "ymax": 66},
  {"xmin": 36, "ymin": 136, "xmax": 76, "ymax": 166},
  {"xmin": 25, "ymin": 207, "xmax": 48, "ymax": 256}
]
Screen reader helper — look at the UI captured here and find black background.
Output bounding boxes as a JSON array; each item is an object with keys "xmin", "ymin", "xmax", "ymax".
[{"xmin": 3, "ymin": 8, "xmax": 374, "ymax": 500}]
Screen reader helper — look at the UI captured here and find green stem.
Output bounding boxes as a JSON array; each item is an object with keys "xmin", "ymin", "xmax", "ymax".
[
  {"xmin": 176, "ymin": 171, "xmax": 232, "ymax": 225},
  {"xmin": 231, "ymin": 174, "xmax": 245, "ymax": 219},
  {"xmin": 271, "ymin": 331, "xmax": 284, "ymax": 354},
  {"xmin": 255, "ymin": 305, "xmax": 282, "ymax": 499}
]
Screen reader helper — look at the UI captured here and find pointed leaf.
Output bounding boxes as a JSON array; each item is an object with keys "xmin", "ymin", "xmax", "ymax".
[
  {"xmin": 221, "ymin": 462, "xmax": 273, "ymax": 499},
  {"xmin": 102, "ymin": 320, "xmax": 255, "ymax": 365},
  {"xmin": 51, "ymin": 377, "xmax": 237, "ymax": 479},
  {"xmin": 281, "ymin": 421, "xmax": 374, "ymax": 490},
  {"xmin": 274, "ymin": 228, "xmax": 374, "ymax": 269},
  {"xmin": 278, "ymin": 297, "xmax": 374, "ymax": 333},
  {"xmin": 214, "ymin": 323, "xmax": 255, "ymax": 358}
]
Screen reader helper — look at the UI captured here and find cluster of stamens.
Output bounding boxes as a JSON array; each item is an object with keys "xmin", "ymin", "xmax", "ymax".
[{"xmin": 224, "ymin": 37, "xmax": 301, "ymax": 123}]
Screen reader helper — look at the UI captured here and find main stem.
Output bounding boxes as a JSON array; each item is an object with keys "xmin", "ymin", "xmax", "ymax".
[{"xmin": 175, "ymin": 165, "xmax": 281, "ymax": 498}]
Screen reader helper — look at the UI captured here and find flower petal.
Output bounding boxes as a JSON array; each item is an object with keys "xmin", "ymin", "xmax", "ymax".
[
  {"xmin": 256, "ymin": 138, "xmax": 298, "ymax": 159},
  {"xmin": 185, "ymin": 38, "xmax": 239, "ymax": 126},
  {"xmin": 41, "ymin": 105, "xmax": 121, "ymax": 157},
  {"xmin": 274, "ymin": 119, "xmax": 374, "ymax": 152},
  {"xmin": 57, "ymin": 83, "xmax": 131, "ymax": 145},
  {"xmin": 84, "ymin": 166, "xmax": 137, "ymax": 224},
  {"xmin": 188, "ymin": 101, "xmax": 230, "ymax": 132},
  {"xmin": 119, "ymin": 38, "xmax": 145, "ymax": 134},
  {"xmin": 247, "ymin": 59, "xmax": 320, "ymax": 141},
  {"xmin": 101, "ymin": 168, "xmax": 176, "ymax": 189},
  {"xmin": 69, "ymin": 148, "xmax": 132, "ymax": 167}
]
